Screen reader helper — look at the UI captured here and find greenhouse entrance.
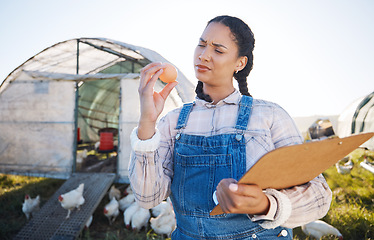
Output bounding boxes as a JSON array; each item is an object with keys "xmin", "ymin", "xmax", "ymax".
[{"xmin": 75, "ymin": 78, "xmax": 120, "ymax": 174}]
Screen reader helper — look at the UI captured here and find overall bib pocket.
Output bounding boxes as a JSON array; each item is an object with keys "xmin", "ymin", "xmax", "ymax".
[{"xmin": 172, "ymin": 152, "xmax": 233, "ymax": 217}]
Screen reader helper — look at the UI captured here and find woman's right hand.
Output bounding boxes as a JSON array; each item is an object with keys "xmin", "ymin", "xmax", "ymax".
[{"xmin": 137, "ymin": 62, "xmax": 178, "ymax": 140}]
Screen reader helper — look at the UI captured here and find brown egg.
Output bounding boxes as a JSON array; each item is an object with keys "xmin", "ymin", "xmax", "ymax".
[{"xmin": 159, "ymin": 63, "xmax": 178, "ymax": 83}]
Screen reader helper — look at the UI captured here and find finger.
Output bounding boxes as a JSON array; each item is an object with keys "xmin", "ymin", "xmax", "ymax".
[
  {"xmin": 140, "ymin": 62, "xmax": 162, "ymax": 74},
  {"xmin": 139, "ymin": 68, "xmax": 164, "ymax": 96},
  {"xmin": 139, "ymin": 63, "xmax": 164, "ymax": 90},
  {"xmin": 217, "ymin": 189, "xmax": 258, "ymax": 214},
  {"xmin": 218, "ymin": 178, "xmax": 237, "ymax": 189},
  {"xmin": 217, "ymin": 186, "xmax": 248, "ymax": 213},
  {"xmin": 216, "ymin": 178, "xmax": 237, "ymax": 213},
  {"xmin": 140, "ymin": 62, "xmax": 163, "ymax": 81},
  {"xmin": 143, "ymin": 68, "xmax": 164, "ymax": 91},
  {"xmin": 159, "ymin": 81, "xmax": 178, "ymax": 100},
  {"xmin": 216, "ymin": 189, "xmax": 233, "ymax": 213},
  {"xmin": 139, "ymin": 64, "xmax": 161, "ymax": 90},
  {"xmin": 231, "ymin": 183, "xmax": 262, "ymax": 198}
]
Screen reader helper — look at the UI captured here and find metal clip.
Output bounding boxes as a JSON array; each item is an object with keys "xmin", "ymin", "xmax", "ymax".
[
  {"xmin": 175, "ymin": 132, "xmax": 181, "ymax": 140},
  {"xmin": 277, "ymin": 229, "xmax": 288, "ymax": 237},
  {"xmin": 235, "ymin": 134, "xmax": 243, "ymax": 141}
]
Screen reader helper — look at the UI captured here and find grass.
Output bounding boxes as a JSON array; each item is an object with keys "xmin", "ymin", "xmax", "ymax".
[
  {"xmin": 293, "ymin": 148, "xmax": 374, "ymax": 240},
  {"xmin": 0, "ymin": 174, "xmax": 64, "ymax": 239},
  {"xmin": 1, "ymin": 148, "xmax": 373, "ymax": 239},
  {"xmin": 320, "ymin": 149, "xmax": 374, "ymax": 240}
]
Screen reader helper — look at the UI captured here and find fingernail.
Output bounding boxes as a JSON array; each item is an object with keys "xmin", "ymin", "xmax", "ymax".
[{"xmin": 229, "ymin": 183, "xmax": 238, "ymax": 192}]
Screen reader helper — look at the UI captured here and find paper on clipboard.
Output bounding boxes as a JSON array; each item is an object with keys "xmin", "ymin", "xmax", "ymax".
[{"xmin": 210, "ymin": 132, "xmax": 374, "ymax": 216}]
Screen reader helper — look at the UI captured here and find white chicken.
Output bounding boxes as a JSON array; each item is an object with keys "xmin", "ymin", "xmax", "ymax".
[
  {"xmin": 124, "ymin": 201, "xmax": 151, "ymax": 231},
  {"xmin": 109, "ymin": 185, "xmax": 121, "ymax": 200},
  {"xmin": 76, "ymin": 149, "xmax": 88, "ymax": 163},
  {"xmin": 301, "ymin": 220, "xmax": 343, "ymax": 240},
  {"xmin": 119, "ymin": 193, "xmax": 135, "ymax": 211},
  {"xmin": 76, "ymin": 149, "xmax": 88, "ymax": 170},
  {"xmin": 94, "ymin": 141, "xmax": 100, "ymax": 151},
  {"xmin": 151, "ymin": 198, "xmax": 173, "ymax": 217},
  {"xmin": 22, "ymin": 194, "xmax": 40, "ymax": 220},
  {"xmin": 150, "ymin": 200, "xmax": 176, "ymax": 237},
  {"xmin": 335, "ymin": 157, "xmax": 354, "ymax": 174},
  {"xmin": 124, "ymin": 185, "xmax": 133, "ymax": 196},
  {"xmin": 104, "ymin": 197, "xmax": 120, "ymax": 225},
  {"xmin": 58, "ymin": 183, "xmax": 85, "ymax": 219},
  {"xmin": 131, "ymin": 206, "xmax": 151, "ymax": 232}
]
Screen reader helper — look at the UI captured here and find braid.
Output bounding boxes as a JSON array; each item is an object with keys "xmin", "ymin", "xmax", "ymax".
[
  {"xmin": 195, "ymin": 81, "xmax": 212, "ymax": 102},
  {"xmin": 237, "ymin": 77, "xmax": 251, "ymax": 97}
]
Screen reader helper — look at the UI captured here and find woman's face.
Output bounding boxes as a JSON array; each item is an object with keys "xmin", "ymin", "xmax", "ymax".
[{"xmin": 194, "ymin": 22, "xmax": 246, "ymax": 86}]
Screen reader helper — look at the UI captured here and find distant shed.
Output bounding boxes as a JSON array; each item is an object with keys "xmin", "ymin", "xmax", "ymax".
[{"xmin": 337, "ymin": 91, "xmax": 374, "ymax": 150}]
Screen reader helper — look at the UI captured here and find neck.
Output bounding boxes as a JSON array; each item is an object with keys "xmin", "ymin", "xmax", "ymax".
[{"xmin": 203, "ymin": 84, "xmax": 235, "ymax": 104}]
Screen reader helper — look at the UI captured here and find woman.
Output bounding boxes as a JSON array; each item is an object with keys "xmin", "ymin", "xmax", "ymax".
[{"xmin": 129, "ymin": 15, "xmax": 332, "ymax": 239}]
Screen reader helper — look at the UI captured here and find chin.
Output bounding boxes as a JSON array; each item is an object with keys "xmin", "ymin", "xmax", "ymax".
[{"xmin": 195, "ymin": 72, "xmax": 209, "ymax": 83}]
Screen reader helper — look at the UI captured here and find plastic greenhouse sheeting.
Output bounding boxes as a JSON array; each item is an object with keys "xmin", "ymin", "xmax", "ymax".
[
  {"xmin": 0, "ymin": 71, "xmax": 76, "ymax": 179},
  {"xmin": 337, "ymin": 91, "xmax": 374, "ymax": 150},
  {"xmin": 0, "ymin": 38, "xmax": 195, "ymax": 181},
  {"xmin": 1, "ymin": 38, "xmax": 194, "ymax": 102}
]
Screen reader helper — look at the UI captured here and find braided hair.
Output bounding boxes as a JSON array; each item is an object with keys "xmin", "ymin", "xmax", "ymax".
[{"xmin": 195, "ymin": 15, "xmax": 255, "ymax": 101}]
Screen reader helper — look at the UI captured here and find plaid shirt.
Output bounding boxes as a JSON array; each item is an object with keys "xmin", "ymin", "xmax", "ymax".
[{"xmin": 129, "ymin": 90, "xmax": 332, "ymax": 228}]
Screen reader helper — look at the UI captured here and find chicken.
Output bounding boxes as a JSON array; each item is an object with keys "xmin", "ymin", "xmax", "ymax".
[
  {"xmin": 104, "ymin": 197, "xmax": 120, "ymax": 225},
  {"xmin": 123, "ymin": 185, "xmax": 133, "ymax": 196},
  {"xmin": 76, "ymin": 149, "xmax": 88, "ymax": 163},
  {"xmin": 124, "ymin": 201, "xmax": 151, "ymax": 231},
  {"xmin": 58, "ymin": 183, "xmax": 85, "ymax": 219},
  {"xmin": 131, "ymin": 206, "xmax": 151, "ymax": 232},
  {"xmin": 336, "ymin": 157, "xmax": 354, "ymax": 174},
  {"xmin": 302, "ymin": 220, "xmax": 343, "ymax": 240},
  {"xmin": 94, "ymin": 141, "xmax": 100, "ymax": 151},
  {"xmin": 150, "ymin": 200, "xmax": 176, "ymax": 237},
  {"xmin": 124, "ymin": 202, "xmax": 139, "ymax": 228},
  {"xmin": 119, "ymin": 193, "xmax": 135, "ymax": 211},
  {"xmin": 76, "ymin": 149, "xmax": 88, "ymax": 170},
  {"xmin": 22, "ymin": 194, "xmax": 40, "ymax": 220},
  {"xmin": 108, "ymin": 185, "xmax": 121, "ymax": 200},
  {"xmin": 151, "ymin": 198, "xmax": 173, "ymax": 217}
]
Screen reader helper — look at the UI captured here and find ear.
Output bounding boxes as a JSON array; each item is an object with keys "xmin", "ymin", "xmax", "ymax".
[{"xmin": 235, "ymin": 56, "xmax": 248, "ymax": 72}]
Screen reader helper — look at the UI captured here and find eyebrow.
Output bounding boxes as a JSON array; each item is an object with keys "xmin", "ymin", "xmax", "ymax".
[{"xmin": 200, "ymin": 38, "xmax": 228, "ymax": 49}]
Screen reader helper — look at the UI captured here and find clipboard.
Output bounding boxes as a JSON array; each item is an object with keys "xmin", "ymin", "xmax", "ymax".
[{"xmin": 210, "ymin": 132, "xmax": 374, "ymax": 216}]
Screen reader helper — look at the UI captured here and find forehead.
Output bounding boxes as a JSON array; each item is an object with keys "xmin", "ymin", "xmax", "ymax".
[{"xmin": 200, "ymin": 22, "xmax": 237, "ymax": 48}]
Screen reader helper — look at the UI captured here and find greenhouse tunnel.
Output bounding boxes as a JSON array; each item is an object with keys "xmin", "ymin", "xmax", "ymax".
[{"xmin": 0, "ymin": 38, "xmax": 194, "ymax": 182}]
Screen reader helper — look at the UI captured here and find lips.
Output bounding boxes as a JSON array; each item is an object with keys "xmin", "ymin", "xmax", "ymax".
[{"xmin": 195, "ymin": 64, "xmax": 211, "ymax": 72}]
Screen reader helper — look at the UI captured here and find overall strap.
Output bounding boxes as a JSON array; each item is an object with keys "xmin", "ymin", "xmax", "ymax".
[
  {"xmin": 175, "ymin": 102, "xmax": 194, "ymax": 130},
  {"xmin": 235, "ymin": 95, "xmax": 253, "ymax": 130}
]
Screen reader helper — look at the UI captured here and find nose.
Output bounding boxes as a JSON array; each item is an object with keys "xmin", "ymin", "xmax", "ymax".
[{"xmin": 199, "ymin": 48, "xmax": 210, "ymax": 62}]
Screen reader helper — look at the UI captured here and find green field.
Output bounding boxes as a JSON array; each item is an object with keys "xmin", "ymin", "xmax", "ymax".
[{"xmin": 1, "ymin": 148, "xmax": 373, "ymax": 240}]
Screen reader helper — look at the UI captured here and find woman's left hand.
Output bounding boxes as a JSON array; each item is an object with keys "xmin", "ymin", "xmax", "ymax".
[{"xmin": 215, "ymin": 178, "xmax": 270, "ymax": 215}]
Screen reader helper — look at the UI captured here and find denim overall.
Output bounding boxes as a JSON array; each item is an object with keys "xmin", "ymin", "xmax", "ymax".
[{"xmin": 170, "ymin": 96, "xmax": 292, "ymax": 239}]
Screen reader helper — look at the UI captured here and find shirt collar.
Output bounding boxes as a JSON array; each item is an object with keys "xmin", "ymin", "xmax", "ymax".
[{"xmin": 195, "ymin": 89, "xmax": 241, "ymax": 107}]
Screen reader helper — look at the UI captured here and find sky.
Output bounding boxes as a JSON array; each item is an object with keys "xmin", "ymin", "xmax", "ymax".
[{"xmin": 0, "ymin": 0, "xmax": 373, "ymax": 117}]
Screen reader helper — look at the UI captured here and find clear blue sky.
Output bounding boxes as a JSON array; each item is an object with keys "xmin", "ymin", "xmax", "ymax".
[{"xmin": 0, "ymin": 0, "xmax": 373, "ymax": 117}]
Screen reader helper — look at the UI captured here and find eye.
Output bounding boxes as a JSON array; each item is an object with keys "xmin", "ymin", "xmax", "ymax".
[{"xmin": 215, "ymin": 49, "xmax": 223, "ymax": 54}]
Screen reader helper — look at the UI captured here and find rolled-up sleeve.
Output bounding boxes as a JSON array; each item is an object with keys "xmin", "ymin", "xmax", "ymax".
[
  {"xmin": 258, "ymin": 104, "xmax": 332, "ymax": 229},
  {"xmin": 280, "ymin": 174, "xmax": 332, "ymax": 228},
  {"xmin": 128, "ymin": 116, "xmax": 175, "ymax": 209}
]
